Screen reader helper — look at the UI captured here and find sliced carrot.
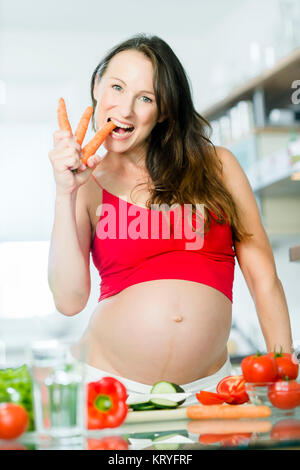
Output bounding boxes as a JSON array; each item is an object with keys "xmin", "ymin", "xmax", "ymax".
[
  {"xmin": 187, "ymin": 419, "xmax": 272, "ymax": 435},
  {"xmin": 74, "ymin": 106, "xmax": 93, "ymax": 146},
  {"xmin": 186, "ymin": 404, "xmax": 271, "ymax": 420},
  {"xmin": 81, "ymin": 120, "xmax": 117, "ymax": 164},
  {"xmin": 57, "ymin": 97, "xmax": 72, "ymax": 134}
]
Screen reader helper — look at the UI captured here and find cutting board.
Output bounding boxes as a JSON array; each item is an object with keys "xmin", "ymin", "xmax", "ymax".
[
  {"xmin": 125, "ymin": 406, "xmax": 190, "ymax": 423},
  {"xmin": 124, "ymin": 404, "xmax": 272, "ymax": 424}
]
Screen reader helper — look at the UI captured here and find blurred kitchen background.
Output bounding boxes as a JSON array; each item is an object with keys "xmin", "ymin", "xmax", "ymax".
[{"xmin": 1, "ymin": 0, "xmax": 300, "ymax": 364}]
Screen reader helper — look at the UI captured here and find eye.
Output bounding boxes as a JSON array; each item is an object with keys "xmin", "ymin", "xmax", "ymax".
[
  {"xmin": 141, "ymin": 96, "xmax": 153, "ymax": 103},
  {"xmin": 112, "ymin": 84, "xmax": 153, "ymax": 103}
]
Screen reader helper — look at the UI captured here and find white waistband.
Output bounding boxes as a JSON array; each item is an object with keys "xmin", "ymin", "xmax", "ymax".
[{"xmin": 84, "ymin": 356, "xmax": 232, "ymax": 394}]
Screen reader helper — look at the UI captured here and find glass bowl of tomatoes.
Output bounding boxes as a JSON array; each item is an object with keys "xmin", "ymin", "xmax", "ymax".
[
  {"xmin": 245, "ymin": 379, "xmax": 300, "ymax": 411},
  {"xmin": 242, "ymin": 350, "xmax": 300, "ymax": 413}
]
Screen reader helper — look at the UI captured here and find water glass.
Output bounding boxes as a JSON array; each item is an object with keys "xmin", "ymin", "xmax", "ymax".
[{"xmin": 28, "ymin": 339, "xmax": 87, "ymax": 438}]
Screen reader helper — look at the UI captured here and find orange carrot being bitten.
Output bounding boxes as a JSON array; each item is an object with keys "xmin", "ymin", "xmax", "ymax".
[
  {"xmin": 81, "ymin": 120, "xmax": 117, "ymax": 165},
  {"xmin": 57, "ymin": 97, "xmax": 72, "ymax": 134},
  {"xmin": 186, "ymin": 404, "xmax": 271, "ymax": 420},
  {"xmin": 75, "ymin": 106, "xmax": 93, "ymax": 146}
]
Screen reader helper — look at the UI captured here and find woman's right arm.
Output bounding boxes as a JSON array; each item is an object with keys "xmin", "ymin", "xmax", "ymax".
[
  {"xmin": 48, "ymin": 187, "xmax": 92, "ymax": 316},
  {"xmin": 47, "ymin": 129, "xmax": 102, "ymax": 316}
]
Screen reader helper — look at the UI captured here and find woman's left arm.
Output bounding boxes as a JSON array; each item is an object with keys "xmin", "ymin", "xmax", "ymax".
[{"xmin": 216, "ymin": 146, "xmax": 293, "ymax": 354}]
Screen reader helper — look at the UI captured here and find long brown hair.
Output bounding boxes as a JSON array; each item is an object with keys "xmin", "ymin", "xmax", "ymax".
[{"xmin": 90, "ymin": 33, "xmax": 252, "ymax": 244}]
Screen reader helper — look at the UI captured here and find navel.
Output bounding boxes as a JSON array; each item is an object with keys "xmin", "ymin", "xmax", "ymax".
[{"xmin": 172, "ymin": 315, "xmax": 183, "ymax": 323}]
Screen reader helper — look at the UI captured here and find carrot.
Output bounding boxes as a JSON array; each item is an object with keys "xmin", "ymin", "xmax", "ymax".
[
  {"xmin": 74, "ymin": 106, "xmax": 93, "ymax": 146},
  {"xmin": 187, "ymin": 419, "xmax": 272, "ymax": 435},
  {"xmin": 186, "ymin": 404, "xmax": 271, "ymax": 420},
  {"xmin": 57, "ymin": 97, "xmax": 72, "ymax": 134},
  {"xmin": 81, "ymin": 120, "xmax": 116, "ymax": 165}
]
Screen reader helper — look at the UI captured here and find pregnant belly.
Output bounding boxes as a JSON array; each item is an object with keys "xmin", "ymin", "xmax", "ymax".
[{"xmin": 84, "ymin": 280, "xmax": 232, "ymax": 385}]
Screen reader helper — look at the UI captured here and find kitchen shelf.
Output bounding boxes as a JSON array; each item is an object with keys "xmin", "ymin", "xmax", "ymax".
[
  {"xmin": 201, "ymin": 46, "xmax": 300, "ymax": 120},
  {"xmin": 200, "ymin": 45, "xmax": 300, "ymax": 196},
  {"xmin": 250, "ymin": 155, "xmax": 300, "ymax": 194},
  {"xmin": 223, "ymin": 125, "xmax": 300, "ymax": 149},
  {"xmin": 289, "ymin": 245, "xmax": 300, "ymax": 262},
  {"xmin": 199, "ymin": 46, "xmax": 300, "ymax": 249},
  {"xmin": 254, "ymin": 126, "xmax": 300, "ymax": 134}
]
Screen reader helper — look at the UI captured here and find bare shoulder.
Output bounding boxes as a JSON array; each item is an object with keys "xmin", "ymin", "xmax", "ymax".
[
  {"xmin": 213, "ymin": 145, "xmax": 255, "ymax": 204},
  {"xmin": 214, "ymin": 145, "xmax": 245, "ymax": 181},
  {"xmin": 213, "ymin": 144, "xmax": 264, "ymax": 240}
]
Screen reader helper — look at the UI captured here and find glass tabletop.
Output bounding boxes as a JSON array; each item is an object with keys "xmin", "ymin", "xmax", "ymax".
[
  {"xmin": 6, "ymin": 406, "xmax": 300, "ymax": 450},
  {"xmin": 1, "ymin": 358, "xmax": 300, "ymax": 451}
]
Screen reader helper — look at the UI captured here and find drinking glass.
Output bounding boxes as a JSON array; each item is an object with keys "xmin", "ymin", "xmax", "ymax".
[{"xmin": 28, "ymin": 338, "xmax": 88, "ymax": 439}]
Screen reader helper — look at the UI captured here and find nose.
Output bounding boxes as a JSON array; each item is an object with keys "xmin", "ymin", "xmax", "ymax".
[{"xmin": 118, "ymin": 93, "xmax": 135, "ymax": 119}]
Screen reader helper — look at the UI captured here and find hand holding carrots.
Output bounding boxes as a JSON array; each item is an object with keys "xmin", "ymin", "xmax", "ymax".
[
  {"xmin": 48, "ymin": 98, "xmax": 116, "ymax": 195},
  {"xmin": 48, "ymin": 128, "xmax": 88, "ymax": 195},
  {"xmin": 57, "ymin": 97, "xmax": 116, "ymax": 169}
]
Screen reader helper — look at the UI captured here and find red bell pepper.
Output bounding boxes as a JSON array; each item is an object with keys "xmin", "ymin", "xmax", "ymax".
[
  {"xmin": 87, "ymin": 436, "xmax": 129, "ymax": 450},
  {"xmin": 86, "ymin": 377, "xmax": 129, "ymax": 429}
]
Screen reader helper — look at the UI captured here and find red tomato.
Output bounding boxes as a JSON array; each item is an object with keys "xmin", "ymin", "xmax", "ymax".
[
  {"xmin": 267, "ymin": 352, "xmax": 299, "ymax": 380},
  {"xmin": 219, "ymin": 433, "xmax": 252, "ymax": 447},
  {"xmin": 198, "ymin": 433, "xmax": 252, "ymax": 447},
  {"xmin": 216, "ymin": 375, "xmax": 249, "ymax": 404},
  {"xmin": 241, "ymin": 353, "xmax": 278, "ymax": 383},
  {"xmin": 198, "ymin": 434, "xmax": 226, "ymax": 444},
  {"xmin": 0, "ymin": 441, "xmax": 28, "ymax": 450},
  {"xmin": 87, "ymin": 436, "xmax": 129, "ymax": 450},
  {"xmin": 268, "ymin": 380, "xmax": 300, "ymax": 409},
  {"xmin": 196, "ymin": 391, "xmax": 225, "ymax": 405},
  {"xmin": 270, "ymin": 419, "xmax": 300, "ymax": 440},
  {"xmin": 0, "ymin": 403, "xmax": 29, "ymax": 440}
]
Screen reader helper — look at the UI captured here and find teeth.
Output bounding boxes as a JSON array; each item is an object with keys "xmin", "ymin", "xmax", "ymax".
[{"xmin": 110, "ymin": 118, "xmax": 134, "ymax": 129}]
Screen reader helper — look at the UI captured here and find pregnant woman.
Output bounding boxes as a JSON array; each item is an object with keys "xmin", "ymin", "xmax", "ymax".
[{"xmin": 48, "ymin": 34, "xmax": 293, "ymax": 404}]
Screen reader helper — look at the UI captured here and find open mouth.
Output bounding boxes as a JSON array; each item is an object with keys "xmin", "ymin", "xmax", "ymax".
[{"xmin": 107, "ymin": 117, "xmax": 135, "ymax": 135}]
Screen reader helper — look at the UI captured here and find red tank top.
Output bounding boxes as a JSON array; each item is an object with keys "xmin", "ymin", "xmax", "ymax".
[{"xmin": 90, "ymin": 174, "xmax": 236, "ymax": 303}]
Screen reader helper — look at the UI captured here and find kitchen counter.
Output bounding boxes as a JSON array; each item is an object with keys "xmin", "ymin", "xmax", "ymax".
[{"xmin": 6, "ymin": 406, "xmax": 300, "ymax": 450}]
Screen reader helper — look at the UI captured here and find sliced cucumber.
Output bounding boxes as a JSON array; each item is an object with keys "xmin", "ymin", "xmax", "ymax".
[
  {"xmin": 150, "ymin": 381, "xmax": 186, "ymax": 408},
  {"xmin": 130, "ymin": 403, "xmax": 156, "ymax": 411},
  {"xmin": 128, "ymin": 395, "xmax": 152, "ymax": 406},
  {"xmin": 152, "ymin": 433, "xmax": 182, "ymax": 450}
]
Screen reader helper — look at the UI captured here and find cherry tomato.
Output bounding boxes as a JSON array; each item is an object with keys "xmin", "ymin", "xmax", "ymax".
[
  {"xmin": 267, "ymin": 351, "xmax": 299, "ymax": 380},
  {"xmin": 268, "ymin": 380, "xmax": 300, "ymax": 409},
  {"xmin": 270, "ymin": 419, "xmax": 300, "ymax": 440},
  {"xmin": 87, "ymin": 436, "xmax": 129, "ymax": 450},
  {"xmin": 241, "ymin": 353, "xmax": 278, "ymax": 383},
  {"xmin": 0, "ymin": 403, "xmax": 29, "ymax": 440},
  {"xmin": 196, "ymin": 391, "xmax": 225, "ymax": 405},
  {"xmin": 216, "ymin": 375, "xmax": 249, "ymax": 404}
]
